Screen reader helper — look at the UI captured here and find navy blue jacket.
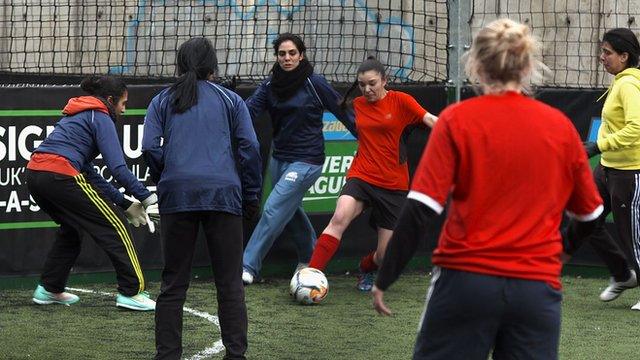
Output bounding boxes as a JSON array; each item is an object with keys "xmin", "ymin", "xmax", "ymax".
[
  {"xmin": 142, "ymin": 81, "xmax": 262, "ymax": 215},
  {"xmin": 246, "ymin": 73, "xmax": 357, "ymax": 165},
  {"xmin": 34, "ymin": 98, "xmax": 152, "ymax": 207}
]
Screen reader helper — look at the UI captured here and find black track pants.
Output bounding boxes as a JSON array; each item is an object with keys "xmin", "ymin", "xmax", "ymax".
[{"xmin": 26, "ymin": 169, "xmax": 145, "ymax": 296}]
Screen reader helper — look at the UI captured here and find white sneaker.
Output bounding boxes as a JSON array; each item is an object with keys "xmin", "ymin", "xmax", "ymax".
[
  {"xmin": 599, "ymin": 270, "xmax": 637, "ymax": 302},
  {"xmin": 242, "ymin": 270, "xmax": 254, "ymax": 285},
  {"xmin": 32, "ymin": 285, "xmax": 80, "ymax": 306},
  {"xmin": 116, "ymin": 291, "xmax": 156, "ymax": 311},
  {"xmin": 631, "ymin": 300, "xmax": 640, "ymax": 311}
]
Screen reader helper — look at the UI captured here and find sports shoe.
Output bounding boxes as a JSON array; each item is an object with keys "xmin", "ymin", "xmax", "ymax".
[
  {"xmin": 32, "ymin": 284, "xmax": 79, "ymax": 306},
  {"xmin": 242, "ymin": 270, "xmax": 254, "ymax": 285},
  {"xmin": 356, "ymin": 271, "xmax": 376, "ymax": 292},
  {"xmin": 116, "ymin": 291, "xmax": 156, "ymax": 311},
  {"xmin": 599, "ymin": 270, "xmax": 637, "ymax": 302},
  {"xmin": 631, "ymin": 300, "xmax": 640, "ymax": 311}
]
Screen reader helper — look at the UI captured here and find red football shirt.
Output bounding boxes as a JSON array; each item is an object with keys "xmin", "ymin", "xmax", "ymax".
[
  {"xmin": 409, "ymin": 92, "xmax": 603, "ymax": 289},
  {"xmin": 347, "ymin": 90, "xmax": 427, "ymax": 190}
]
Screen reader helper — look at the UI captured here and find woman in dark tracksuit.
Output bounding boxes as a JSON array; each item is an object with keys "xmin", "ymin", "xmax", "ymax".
[
  {"xmin": 27, "ymin": 75, "xmax": 158, "ymax": 311},
  {"xmin": 143, "ymin": 38, "xmax": 261, "ymax": 360},
  {"xmin": 241, "ymin": 33, "xmax": 357, "ymax": 285}
]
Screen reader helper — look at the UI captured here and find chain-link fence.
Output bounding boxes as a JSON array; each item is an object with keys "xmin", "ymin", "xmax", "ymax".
[
  {"xmin": 0, "ymin": 1, "xmax": 448, "ymax": 84},
  {"xmin": 1, "ymin": 1, "xmax": 639, "ymax": 87},
  {"xmin": 470, "ymin": 0, "xmax": 640, "ymax": 88}
]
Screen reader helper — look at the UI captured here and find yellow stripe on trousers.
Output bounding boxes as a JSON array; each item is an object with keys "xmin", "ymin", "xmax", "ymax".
[{"xmin": 74, "ymin": 174, "xmax": 144, "ymax": 293}]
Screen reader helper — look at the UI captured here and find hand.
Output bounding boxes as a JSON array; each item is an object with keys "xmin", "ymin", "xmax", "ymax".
[
  {"xmin": 125, "ymin": 202, "xmax": 147, "ymax": 228},
  {"xmin": 243, "ymin": 200, "xmax": 260, "ymax": 221},
  {"xmin": 372, "ymin": 285, "xmax": 392, "ymax": 316},
  {"xmin": 560, "ymin": 252, "xmax": 572, "ymax": 264},
  {"xmin": 583, "ymin": 141, "xmax": 601, "ymax": 158}
]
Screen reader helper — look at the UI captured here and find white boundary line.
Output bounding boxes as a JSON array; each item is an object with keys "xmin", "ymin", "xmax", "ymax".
[{"xmin": 66, "ymin": 287, "xmax": 224, "ymax": 359}]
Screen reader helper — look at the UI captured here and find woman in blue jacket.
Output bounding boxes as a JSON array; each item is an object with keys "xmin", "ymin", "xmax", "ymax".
[
  {"xmin": 242, "ymin": 33, "xmax": 357, "ymax": 284},
  {"xmin": 27, "ymin": 75, "xmax": 158, "ymax": 311},
  {"xmin": 143, "ymin": 37, "xmax": 261, "ymax": 360}
]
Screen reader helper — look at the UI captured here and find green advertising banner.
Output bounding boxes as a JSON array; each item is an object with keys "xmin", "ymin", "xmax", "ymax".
[
  {"xmin": 303, "ymin": 141, "xmax": 358, "ymax": 213},
  {"xmin": 259, "ymin": 141, "xmax": 358, "ymax": 214}
]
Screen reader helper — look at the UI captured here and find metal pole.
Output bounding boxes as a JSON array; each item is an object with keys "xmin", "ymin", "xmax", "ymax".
[{"xmin": 447, "ymin": 0, "xmax": 472, "ymax": 104}]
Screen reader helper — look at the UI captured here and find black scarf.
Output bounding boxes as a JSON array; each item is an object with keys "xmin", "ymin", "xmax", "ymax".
[{"xmin": 270, "ymin": 58, "xmax": 314, "ymax": 100}]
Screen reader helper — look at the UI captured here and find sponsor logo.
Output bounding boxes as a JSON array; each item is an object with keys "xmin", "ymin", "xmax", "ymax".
[
  {"xmin": 322, "ymin": 112, "xmax": 356, "ymax": 141},
  {"xmin": 284, "ymin": 171, "xmax": 298, "ymax": 182}
]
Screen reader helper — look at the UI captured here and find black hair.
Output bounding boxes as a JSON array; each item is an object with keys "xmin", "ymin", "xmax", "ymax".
[
  {"xmin": 171, "ymin": 37, "xmax": 218, "ymax": 113},
  {"xmin": 272, "ymin": 33, "xmax": 306, "ymax": 55},
  {"xmin": 80, "ymin": 75, "xmax": 127, "ymax": 120},
  {"xmin": 340, "ymin": 56, "xmax": 387, "ymax": 108},
  {"xmin": 603, "ymin": 28, "xmax": 640, "ymax": 68}
]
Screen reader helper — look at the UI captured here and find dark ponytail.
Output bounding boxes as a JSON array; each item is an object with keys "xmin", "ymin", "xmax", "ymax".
[
  {"xmin": 339, "ymin": 56, "xmax": 387, "ymax": 109},
  {"xmin": 80, "ymin": 75, "xmax": 127, "ymax": 120},
  {"xmin": 171, "ymin": 37, "xmax": 218, "ymax": 113},
  {"xmin": 339, "ymin": 80, "xmax": 359, "ymax": 110}
]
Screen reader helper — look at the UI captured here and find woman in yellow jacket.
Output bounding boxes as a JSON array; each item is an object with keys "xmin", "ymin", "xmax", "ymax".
[{"xmin": 578, "ymin": 28, "xmax": 640, "ymax": 310}]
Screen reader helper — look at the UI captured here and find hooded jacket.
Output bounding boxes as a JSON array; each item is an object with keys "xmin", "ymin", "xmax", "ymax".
[
  {"xmin": 598, "ymin": 67, "xmax": 640, "ymax": 169},
  {"xmin": 142, "ymin": 81, "xmax": 262, "ymax": 215},
  {"xmin": 30, "ymin": 96, "xmax": 152, "ymax": 207}
]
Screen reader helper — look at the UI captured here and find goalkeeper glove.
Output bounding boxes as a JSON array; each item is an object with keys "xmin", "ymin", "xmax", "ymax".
[{"xmin": 125, "ymin": 202, "xmax": 147, "ymax": 228}]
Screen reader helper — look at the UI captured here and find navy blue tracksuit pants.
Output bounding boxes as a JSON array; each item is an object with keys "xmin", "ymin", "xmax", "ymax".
[
  {"xmin": 154, "ymin": 211, "xmax": 248, "ymax": 360},
  {"xmin": 414, "ymin": 267, "xmax": 561, "ymax": 360}
]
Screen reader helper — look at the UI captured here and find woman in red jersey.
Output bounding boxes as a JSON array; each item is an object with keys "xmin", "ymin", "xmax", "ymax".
[
  {"xmin": 306, "ymin": 57, "xmax": 438, "ymax": 291},
  {"xmin": 372, "ymin": 19, "xmax": 603, "ymax": 359}
]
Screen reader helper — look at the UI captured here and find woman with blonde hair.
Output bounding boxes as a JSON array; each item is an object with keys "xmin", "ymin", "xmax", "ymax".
[{"xmin": 372, "ymin": 19, "xmax": 603, "ymax": 359}]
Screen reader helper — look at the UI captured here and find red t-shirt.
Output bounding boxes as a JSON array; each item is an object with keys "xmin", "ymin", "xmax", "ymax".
[
  {"xmin": 409, "ymin": 92, "xmax": 603, "ymax": 289},
  {"xmin": 347, "ymin": 90, "xmax": 427, "ymax": 190}
]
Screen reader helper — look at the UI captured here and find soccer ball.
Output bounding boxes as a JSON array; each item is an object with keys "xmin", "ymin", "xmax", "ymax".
[{"xmin": 289, "ymin": 267, "xmax": 329, "ymax": 305}]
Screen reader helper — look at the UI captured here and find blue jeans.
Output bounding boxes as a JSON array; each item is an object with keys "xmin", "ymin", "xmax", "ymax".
[{"xmin": 243, "ymin": 158, "xmax": 322, "ymax": 277}]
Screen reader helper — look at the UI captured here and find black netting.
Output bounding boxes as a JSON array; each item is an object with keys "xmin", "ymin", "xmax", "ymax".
[
  {"xmin": 470, "ymin": 0, "xmax": 640, "ymax": 88},
  {"xmin": 4, "ymin": 1, "xmax": 639, "ymax": 87},
  {"xmin": 0, "ymin": 1, "xmax": 448, "ymax": 84}
]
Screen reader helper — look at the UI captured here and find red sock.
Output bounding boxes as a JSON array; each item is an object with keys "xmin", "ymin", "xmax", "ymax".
[
  {"xmin": 309, "ymin": 233, "xmax": 340, "ymax": 271},
  {"xmin": 359, "ymin": 251, "xmax": 378, "ymax": 273}
]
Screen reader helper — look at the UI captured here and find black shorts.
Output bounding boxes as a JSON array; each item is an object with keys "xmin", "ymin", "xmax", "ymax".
[{"xmin": 340, "ymin": 178, "xmax": 407, "ymax": 230}]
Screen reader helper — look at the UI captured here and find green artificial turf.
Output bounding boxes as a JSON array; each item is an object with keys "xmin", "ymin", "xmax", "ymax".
[{"xmin": 0, "ymin": 272, "xmax": 637, "ymax": 359}]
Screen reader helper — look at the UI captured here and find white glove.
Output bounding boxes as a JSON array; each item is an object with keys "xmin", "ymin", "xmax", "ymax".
[
  {"xmin": 125, "ymin": 202, "xmax": 147, "ymax": 227},
  {"xmin": 142, "ymin": 193, "xmax": 158, "ymax": 208},
  {"xmin": 145, "ymin": 203, "xmax": 160, "ymax": 233},
  {"xmin": 139, "ymin": 193, "xmax": 159, "ymax": 233}
]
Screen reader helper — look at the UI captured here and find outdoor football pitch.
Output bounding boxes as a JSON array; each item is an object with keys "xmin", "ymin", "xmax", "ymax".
[{"xmin": 0, "ymin": 270, "xmax": 638, "ymax": 359}]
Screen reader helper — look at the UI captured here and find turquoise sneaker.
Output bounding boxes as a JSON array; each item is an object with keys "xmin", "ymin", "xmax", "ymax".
[
  {"xmin": 356, "ymin": 271, "xmax": 376, "ymax": 292},
  {"xmin": 32, "ymin": 284, "xmax": 79, "ymax": 306},
  {"xmin": 116, "ymin": 291, "xmax": 156, "ymax": 311}
]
